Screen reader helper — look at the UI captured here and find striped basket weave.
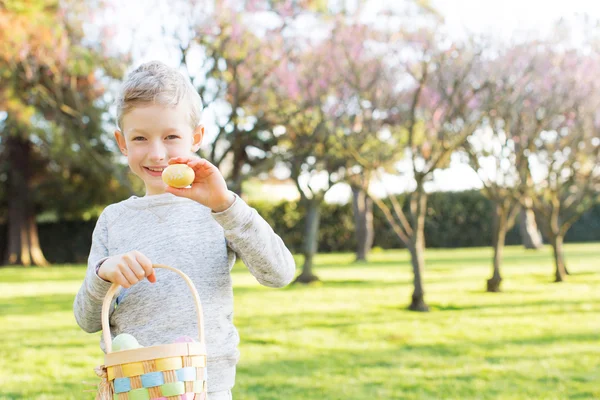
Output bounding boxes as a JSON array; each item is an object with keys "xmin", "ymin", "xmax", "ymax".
[{"xmin": 95, "ymin": 264, "xmax": 208, "ymax": 400}]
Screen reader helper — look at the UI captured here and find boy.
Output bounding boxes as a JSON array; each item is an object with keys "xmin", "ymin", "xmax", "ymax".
[{"xmin": 73, "ymin": 61, "xmax": 296, "ymax": 400}]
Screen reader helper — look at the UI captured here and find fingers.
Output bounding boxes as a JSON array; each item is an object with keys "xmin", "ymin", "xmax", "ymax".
[
  {"xmin": 186, "ymin": 158, "xmax": 211, "ymax": 172},
  {"xmin": 113, "ymin": 252, "xmax": 156, "ymax": 288},
  {"xmin": 168, "ymin": 157, "xmax": 212, "ymax": 176},
  {"xmin": 165, "ymin": 185, "xmax": 193, "ymax": 199},
  {"xmin": 133, "ymin": 251, "xmax": 156, "ymax": 283},
  {"xmin": 109, "ymin": 266, "xmax": 131, "ymax": 288},
  {"xmin": 117, "ymin": 262, "xmax": 138, "ymax": 288},
  {"xmin": 168, "ymin": 156, "xmax": 194, "ymax": 165},
  {"xmin": 113, "ymin": 273, "xmax": 132, "ymax": 288},
  {"xmin": 147, "ymin": 271, "xmax": 157, "ymax": 283}
]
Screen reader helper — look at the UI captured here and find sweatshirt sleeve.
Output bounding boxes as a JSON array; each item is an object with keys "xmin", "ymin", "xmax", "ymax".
[
  {"xmin": 73, "ymin": 211, "xmax": 114, "ymax": 333},
  {"xmin": 212, "ymin": 193, "xmax": 296, "ymax": 287}
]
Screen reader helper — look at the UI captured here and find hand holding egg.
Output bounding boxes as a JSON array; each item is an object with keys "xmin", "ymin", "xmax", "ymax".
[{"xmin": 165, "ymin": 157, "xmax": 235, "ymax": 212}]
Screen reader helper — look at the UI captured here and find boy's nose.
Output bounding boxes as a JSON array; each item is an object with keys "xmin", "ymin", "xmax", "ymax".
[{"xmin": 148, "ymin": 142, "xmax": 166, "ymax": 161}]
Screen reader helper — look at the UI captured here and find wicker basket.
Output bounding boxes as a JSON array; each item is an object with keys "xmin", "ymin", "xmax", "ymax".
[{"xmin": 96, "ymin": 264, "xmax": 208, "ymax": 400}]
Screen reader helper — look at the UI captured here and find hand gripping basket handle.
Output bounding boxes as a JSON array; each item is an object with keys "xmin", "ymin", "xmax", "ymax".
[{"xmin": 101, "ymin": 264, "xmax": 205, "ymax": 353}]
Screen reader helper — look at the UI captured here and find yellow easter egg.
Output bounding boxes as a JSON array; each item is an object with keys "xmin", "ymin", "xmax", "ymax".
[{"xmin": 162, "ymin": 164, "xmax": 195, "ymax": 188}]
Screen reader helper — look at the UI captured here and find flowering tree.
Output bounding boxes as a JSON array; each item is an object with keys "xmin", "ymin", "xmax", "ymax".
[
  {"xmin": 520, "ymin": 44, "xmax": 600, "ymax": 282},
  {"xmin": 191, "ymin": 4, "xmax": 291, "ymax": 193},
  {"xmin": 463, "ymin": 41, "xmax": 543, "ymax": 292},
  {"xmin": 262, "ymin": 28, "xmax": 348, "ymax": 283},
  {"xmin": 325, "ymin": 18, "xmax": 401, "ymax": 262},
  {"xmin": 465, "ymin": 124, "xmax": 521, "ymax": 292},
  {"xmin": 324, "ymin": 0, "xmax": 441, "ymax": 262},
  {"xmin": 0, "ymin": 0, "xmax": 126, "ymax": 266},
  {"xmin": 372, "ymin": 33, "xmax": 488, "ymax": 311}
]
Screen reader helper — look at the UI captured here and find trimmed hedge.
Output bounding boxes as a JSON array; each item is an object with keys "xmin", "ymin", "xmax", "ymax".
[{"xmin": 1, "ymin": 190, "xmax": 598, "ymax": 264}]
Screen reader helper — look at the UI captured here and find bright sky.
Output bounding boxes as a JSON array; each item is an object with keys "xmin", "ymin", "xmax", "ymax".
[
  {"xmin": 433, "ymin": 0, "xmax": 600, "ymax": 44},
  {"xmin": 105, "ymin": 0, "xmax": 600, "ymax": 203}
]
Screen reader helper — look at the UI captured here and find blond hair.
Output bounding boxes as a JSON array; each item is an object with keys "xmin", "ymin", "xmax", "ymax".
[{"xmin": 115, "ymin": 61, "xmax": 203, "ymax": 130}]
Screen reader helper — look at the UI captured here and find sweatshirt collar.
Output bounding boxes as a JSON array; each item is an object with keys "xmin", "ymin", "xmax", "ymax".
[{"xmin": 122, "ymin": 193, "xmax": 192, "ymax": 209}]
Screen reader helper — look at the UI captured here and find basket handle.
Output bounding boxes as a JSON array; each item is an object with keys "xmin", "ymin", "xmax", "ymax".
[{"xmin": 101, "ymin": 264, "xmax": 205, "ymax": 353}]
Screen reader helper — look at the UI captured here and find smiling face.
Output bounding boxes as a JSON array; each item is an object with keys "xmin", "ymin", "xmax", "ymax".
[{"xmin": 115, "ymin": 102, "xmax": 203, "ymax": 196}]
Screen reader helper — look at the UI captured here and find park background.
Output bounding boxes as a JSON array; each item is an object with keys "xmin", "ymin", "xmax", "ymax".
[{"xmin": 0, "ymin": 0, "xmax": 599, "ymax": 399}]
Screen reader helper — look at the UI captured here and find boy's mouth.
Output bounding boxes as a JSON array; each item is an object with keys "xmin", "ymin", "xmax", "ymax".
[{"xmin": 144, "ymin": 166, "xmax": 166, "ymax": 177}]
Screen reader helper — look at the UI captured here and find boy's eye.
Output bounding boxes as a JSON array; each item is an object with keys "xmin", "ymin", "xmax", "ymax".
[
  {"xmin": 166, "ymin": 135, "xmax": 180, "ymax": 140},
  {"xmin": 132, "ymin": 136, "xmax": 146, "ymax": 141}
]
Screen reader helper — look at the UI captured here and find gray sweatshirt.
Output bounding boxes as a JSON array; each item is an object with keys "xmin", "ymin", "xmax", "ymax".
[{"xmin": 73, "ymin": 192, "xmax": 295, "ymax": 392}]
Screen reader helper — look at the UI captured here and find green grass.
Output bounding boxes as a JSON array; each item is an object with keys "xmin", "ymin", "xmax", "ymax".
[{"xmin": 0, "ymin": 243, "xmax": 599, "ymax": 399}]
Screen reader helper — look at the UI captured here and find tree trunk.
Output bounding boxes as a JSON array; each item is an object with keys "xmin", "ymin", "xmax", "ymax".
[
  {"xmin": 352, "ymin": 184, "xmax": 374, "ymax": 262},
  {"xmin": 487, "ymin": 203, "xmax": 506, "ymax": 292},
  {"xmin": 3, "ymin": 136, "xmax": 49, "ymax": 267},
  {"xmin": 519, "ymin": 197, "xmax": 543, "ymax": 249},
  {"xmin": 541, "ymin": 199, "xmax": 568, "ymax": 281},
  {"xmin": 408, "ymin": 241, "xmax": 428, "ymax": 311},
  {"xmin": 228, "ymin": 146, "xmax": 245, "ymax": 196},
  {"xmin": 550, "ymin": 234, "xmax": 567, "ymax": 282},
  {"xmin": 294, "ymin": 198, "xmax": 321, "ymax": 284},
  {"xmin": 408, "ymin": 189, "xmax": 429, "ymax": 311}
]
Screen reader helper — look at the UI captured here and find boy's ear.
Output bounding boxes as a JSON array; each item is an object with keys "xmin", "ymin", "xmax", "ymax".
[
  {"xmin": 192, "ymin": 125, "xmax": 204, "ymax": 152},
  {"xmin": 114, "ymin": 130, "xmax": 127, "ymax": 156}
]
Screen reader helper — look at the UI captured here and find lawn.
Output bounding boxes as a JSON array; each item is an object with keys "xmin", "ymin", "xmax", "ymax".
[{"xmin": 0, "ymin": 243, "xmax": 599, "ymax": 400}]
